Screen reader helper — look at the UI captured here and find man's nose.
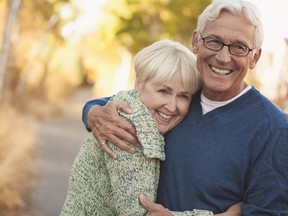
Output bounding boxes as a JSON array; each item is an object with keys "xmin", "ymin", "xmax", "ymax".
[{"xmin": 215, "ymin": 45, "xmax": 232, "ymax": 63}]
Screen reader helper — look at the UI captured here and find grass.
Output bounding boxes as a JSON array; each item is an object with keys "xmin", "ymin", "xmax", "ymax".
[{"xmin": 0, "ymin": 104, "xmax": 36, "ymax": 216}]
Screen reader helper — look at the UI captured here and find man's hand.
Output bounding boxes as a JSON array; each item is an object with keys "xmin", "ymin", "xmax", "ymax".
[
  {"xmin": 139, "ymin": 194, "xmax": 173, "ymax": 216},
  {"xmin": 87, "ymin": 100, "xmax": 140, "ymax": 159}
]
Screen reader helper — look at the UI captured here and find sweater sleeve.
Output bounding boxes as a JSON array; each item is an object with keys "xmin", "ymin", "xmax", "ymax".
[
  {"xmin": 105, "ymin": 145, "xmax": 160, "ymax": 215},
  {"xmin": 60, "ymin": 135, "xmax": 112, "ymax": 216},
  {"xmin": 104, "ymin": 90, "xmax": 164, "ymax": 215},
  {"xmin": 242, "ymin": 128, "xmax": 288, "ymax": 215},
  {"xmin": 170, "ymin": 209, "xmax": 213, "ymax": 216}
]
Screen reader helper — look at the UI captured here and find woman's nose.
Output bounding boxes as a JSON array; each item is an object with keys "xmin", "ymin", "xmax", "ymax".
[{"xmin": 164, "ymin": 97, "xmax": 177, "ymax": 112}]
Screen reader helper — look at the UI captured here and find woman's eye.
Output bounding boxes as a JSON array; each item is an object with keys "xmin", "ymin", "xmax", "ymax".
[
  {"xmin": 180, "ymin": 95, "xmax": 189, "ymax": 99},
  {"xmin": 159, "ymin": 89, "xmax": 168, "ymax": 94},
  {"xmin": 179, "ymin": 94, "xmax": 191, "ymax": 100}
]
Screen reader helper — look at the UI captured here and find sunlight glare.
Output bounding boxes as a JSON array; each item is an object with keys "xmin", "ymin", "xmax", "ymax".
[
  {"xmin": 250, "ymin": 0, "xmax": 288, "ymax": 51},
  {"xmin": 250, "ymin": 0, "xmax": 288, "ymax": 99},
  {"xmin": 61, "ymin": 0, "xmax": 107, "ymax": 39}
]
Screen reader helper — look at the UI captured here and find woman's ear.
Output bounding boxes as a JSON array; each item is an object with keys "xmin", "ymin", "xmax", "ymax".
[
  {"xmin": 134, "ymin": 76, "xmax": 142, "ymax": 91},
  {"xmin": 191, "ymin": 31, "xmax": 200, "ymax": 54}
]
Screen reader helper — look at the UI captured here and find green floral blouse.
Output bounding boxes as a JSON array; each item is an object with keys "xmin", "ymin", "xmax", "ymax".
[{"xmin": 60, "ymin": 90, "xmax": 213, "ymax": 216}]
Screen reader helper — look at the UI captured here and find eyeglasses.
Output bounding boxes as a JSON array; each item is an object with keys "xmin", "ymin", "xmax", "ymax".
[{"xmin": 200, "ymin": 35, "xmax": 255, "ymax": 57}]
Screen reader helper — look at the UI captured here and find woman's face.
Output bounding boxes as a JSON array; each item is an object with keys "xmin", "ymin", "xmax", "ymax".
[{"xmin": 136, "ymin": 71, "xmax": 192, "ymax": 134}]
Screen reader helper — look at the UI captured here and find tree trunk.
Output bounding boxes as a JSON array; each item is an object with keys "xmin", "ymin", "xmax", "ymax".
[{"xmin": 0, "ymin": 0, "xmax": 21, "ymax": 103}]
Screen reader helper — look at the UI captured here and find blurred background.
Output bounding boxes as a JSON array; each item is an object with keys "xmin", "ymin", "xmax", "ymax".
[{"xmin": 0, "ymin": 0, "xmax": 287, "ymax": 215}]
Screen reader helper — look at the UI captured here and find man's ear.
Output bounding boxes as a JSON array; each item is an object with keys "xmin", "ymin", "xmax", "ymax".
[
  {"xmin": 191, "ymin": 31, "xmax": 200, "ymax": 54},
  {"xmin": 249, "ymin": 48, "xmax": 262, "ymax": 69}
]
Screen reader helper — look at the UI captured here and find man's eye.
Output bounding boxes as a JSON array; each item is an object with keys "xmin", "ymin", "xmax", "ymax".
[
  {"xmin": 207, "ymin": 38, "xmax": 222, "ymax": 45},
  {"xmin": 231, "ymin": 44, "xmax": 248, "ymax": 52}
]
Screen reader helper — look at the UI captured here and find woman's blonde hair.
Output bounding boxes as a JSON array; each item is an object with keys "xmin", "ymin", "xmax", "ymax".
[{"xmin": 134, "ymin": 39, "xmax": 201, "ymax": 95}]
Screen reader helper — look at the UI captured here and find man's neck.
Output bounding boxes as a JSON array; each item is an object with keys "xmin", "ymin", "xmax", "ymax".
[
  {"xmin": 203, "ymin": 82, "xmax": 249, "ymax": 101},
  {"xmin": 201, "ymin": 86, "xmax": 252, "ymax": 114}
]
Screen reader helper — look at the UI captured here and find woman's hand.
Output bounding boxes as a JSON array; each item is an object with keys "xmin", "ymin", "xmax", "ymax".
[
  {"xmin": 139, "ymin": 193, "xmax": 242, "ymax": 216},
  {"xmin": 87, "ymin": 100, "xmax": 140, "ymax": 159},
  {"xmin": 138, "ymin": 194, "xmax": 173, "ymax": 216}
]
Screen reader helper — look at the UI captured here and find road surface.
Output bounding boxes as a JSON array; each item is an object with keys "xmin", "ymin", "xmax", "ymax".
[{"xmin": 30, "ymin": 88, "xmax": 94, "ymax": 216}]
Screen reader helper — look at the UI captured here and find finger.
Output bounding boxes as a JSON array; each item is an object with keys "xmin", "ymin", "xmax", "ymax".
[
  {"xmin": 97, "ymin": 102, "xmax": 139, "ymax": 146},
  {"xmin": 100, "ymin": 140, "xmax": 117, "ymax": 159},
  {"xmin": 106, "ymin": 134, "xmax": 137, "ymax": 154},
  {"xmin": 110, "ymin": 125, "xmax": 140, "ymax": 148},
  {"xmin": 111, "ymin": 101, "xmax": 140, "ymax": 145},
  {"xmin": 115, "ymin": 101, "xmax": 132, "ymax": 114},
  {"xmin": 91, "ymin": 125, "xmax": 119, "ymax": 158},
  {"xmin": 97, "ymin": 105, "xmax": 140, "ymax": 147},
  {"xmin": 139, "ymin": 194, "xmax": 172, "ymax": 216},
  {"xmin": 138, "ymin": 194, "xmax": 153, "ymax": 211},
  {"xmin": 93, "ymin": 123, "xmax": 137, "ymax": 156},
  {"xmin": 88, "ymin": 100, "xmax": 140, "ymax": 155}
]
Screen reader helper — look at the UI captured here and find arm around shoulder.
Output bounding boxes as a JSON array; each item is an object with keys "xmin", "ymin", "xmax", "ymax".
[{"xmin": 82, "ymin": 97, "xmax": 111, "ymax": 131}]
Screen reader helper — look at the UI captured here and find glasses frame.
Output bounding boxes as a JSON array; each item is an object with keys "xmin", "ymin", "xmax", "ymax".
[{"xmin": 199, "ymin": 35, "xmax": 255, "ymax": 57}]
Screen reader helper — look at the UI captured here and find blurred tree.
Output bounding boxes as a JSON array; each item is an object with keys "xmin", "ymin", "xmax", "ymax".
[
  {"xmin": 276, "ymin": 38, "xmax": 288, "ymax": 111},
  {"xmin": 0, "ymin": 0, "xmax": 21, "ymax": 102},
  {"xmin": 106, "ymin": 0, "xmax": 211, "ymax": 55},
  {"xmin": 75, "ymin": 0, "xmax": 211, "ymax": 97},
  {"xmin": 78, "ymin": 8, "xmax": 132, "ymax": 97},
  {"xmin": 0, "ymin": 0, "xmax": 212, "ymax": 107},
  {"xmin": 0, "ymin": 0, "xmax": 74, "ymax": 105}
]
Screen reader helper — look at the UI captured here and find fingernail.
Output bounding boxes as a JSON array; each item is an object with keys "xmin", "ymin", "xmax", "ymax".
[
  {"xmin": 129, "ymin": 148, "xmax": 136, "ymax": 154},
  {"xmin": 138, "ymin": 193, "xmax": 144, "ymax": 202},
  {"xmin": 110, "ymin": 153, "xmax": 117, "ymax": 160},
  {"xmin": 127, "ymin": 108, "xmax": 132, "ymax": 114}
]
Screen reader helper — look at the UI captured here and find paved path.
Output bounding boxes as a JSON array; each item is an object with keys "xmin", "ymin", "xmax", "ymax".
[{"xmin": 30, "ymin": 88, "xmax": 94, "ymax": 216}]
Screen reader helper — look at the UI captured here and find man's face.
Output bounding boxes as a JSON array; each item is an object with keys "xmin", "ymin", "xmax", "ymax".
[{"xmin": 192, "ymin": 11, "xmax": 261, "ymax": 101}]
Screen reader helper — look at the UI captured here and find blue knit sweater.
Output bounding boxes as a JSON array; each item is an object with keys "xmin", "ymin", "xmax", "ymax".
[{"xmin": 156, "ymin": 87, "xmax": 288, "ymax": 215}]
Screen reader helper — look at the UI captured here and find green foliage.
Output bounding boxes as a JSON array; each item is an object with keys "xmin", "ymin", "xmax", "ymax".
[{"xmin": 107, "ymin": 0, "xmax": 211, "ymax": 54}]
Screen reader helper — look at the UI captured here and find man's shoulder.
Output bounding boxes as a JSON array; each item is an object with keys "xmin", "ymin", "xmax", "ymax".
[{"xmin": 255, "ymin": 90, "xmax": 288, "ymax": 129}]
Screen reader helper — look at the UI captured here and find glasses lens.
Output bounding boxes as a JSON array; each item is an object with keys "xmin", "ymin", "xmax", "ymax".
[
  {"xmin": 202, "ymin": 36, "xmax": 251, "ymax": 56},
  {"xmin": 204, "ymin": 38, "xmax": 222, "ymax": 50},
  {"xmin": 230, "ymin": 44, "xmax": 249, "ymax": 56}
]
